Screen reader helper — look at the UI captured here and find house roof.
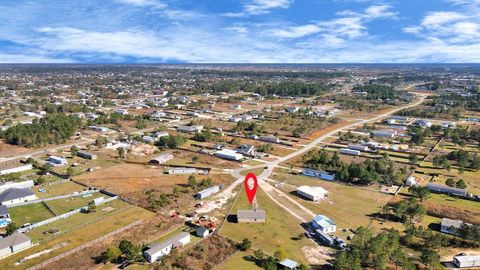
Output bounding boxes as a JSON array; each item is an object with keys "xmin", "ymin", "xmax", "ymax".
[
  {"xmin": 0, "ymin": 205, "xmax": 8, "ymax": 215},
  {"xmin": 312, "ymin": 215, "xmax": 336, "ymax": 227},
  {"xmin": 145, "ymin": 232, "xmax": 190, "ymax": 256},
  {"xmin": 441, "ymin": 218, "xmax": 463, "ymax": 229},
  {"xmin": 196, "ymin": 226, "xmax": 209, "ymax": 235},
  {"xmin": 0, "ymin": 233, "xmax": 31, "ymax": 250},
  {"xmin": 296, "ymin": 186, "xmax": 328, "ymax": 196},
  {"xmin": 278, "ymin": 259, "xmax": 299, "ymax": 269},
  {"xmin": 454, "ymin": 255, "xmax": 480, "ymax": 263},
  {"xmin": 237, "ymin": 209, "xmax": 266, "ymax": 220},
  {"xmin": 0, "ymin": 188, "xmax": 35, "ymax": 203}
]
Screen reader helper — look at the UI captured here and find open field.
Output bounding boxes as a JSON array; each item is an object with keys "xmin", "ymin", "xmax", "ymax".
[
  {"xmin": 1, "ymin": 204, "xmax": 155, "ymax": 270},
  {"xmin": 45, "ymin": 193, "xmax": 105, "ymax": 215},
  {"xmin": 26, "ymin": 200, "xmax": 132, "ymax": 242},
  {"xmin": 424, "ymin": 193, "xmax": 480, "ymax": 224},
  {"xmin": 271, "ymin": 172, "xmax": 404, "ymax": 239},
  {"xmin": 9, "ymin": 203, "xmax": 55, "ymax": 226},
  {"xmin": 220, "ymin": 187, "xmax": 315, "ymax": 264},
  {"xmin": 33, "ymin": 181, "xmax": 86, "ymax": 198},
  {"xmin": 75, "ymin": 163, "xmax": 235, "ymax": 195},
  {"xmin": 218, "ymin": 250, "xmax": 262, "ymax": 270}
]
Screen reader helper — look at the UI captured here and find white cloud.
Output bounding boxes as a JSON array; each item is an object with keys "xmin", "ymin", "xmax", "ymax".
[
  {"xmin": 224, "ymin": 0, "xmax": 293, "ymax": 17},
  {"xmin": 421, "ymin": 11, "xmax": 466, "ymax": 28},
  {"xmin": 0, "ymin": 53, "xmax": 72, "ymax": 63},
  {"xmin": 269, "ymin": 24, "xmax": 321, "ymax": 38},
  {"xmin": 115, "ymin": 0, "xmax": 165, "ymax": 7}
]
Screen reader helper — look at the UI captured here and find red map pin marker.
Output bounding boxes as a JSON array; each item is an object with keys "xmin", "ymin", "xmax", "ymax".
[{"xmin": 244, "ymin": 173, "xmax": 258, "ymax": 205}]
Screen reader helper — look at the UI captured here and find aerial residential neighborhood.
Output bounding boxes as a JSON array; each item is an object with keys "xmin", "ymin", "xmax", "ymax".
[
  {"xmin": 1, "ymin": 0, "xmax": 480, "ymax": 269},
  {"xmin": 0, "ymin": 63, "xmax": 478, "ymax": 270}
]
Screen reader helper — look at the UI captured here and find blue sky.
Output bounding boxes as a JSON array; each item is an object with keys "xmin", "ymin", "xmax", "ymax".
[{"xmin": 0, "ymin": 0, "xmax": 479, "ymax": 63}]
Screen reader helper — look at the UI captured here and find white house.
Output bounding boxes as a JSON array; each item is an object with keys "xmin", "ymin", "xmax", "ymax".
[
  {"xmin": 405, "ymin": 176, "xmax": 417, "ymax": 187},
  {"xmin": 440, "ymin": 218, "xmax": 469, "ymax": 235},
  {"xmin": 144, "ymin": 232, "xmax": 191, "ymax": 262},
  {"xmin": 0, "ymin": 188, "xmax": 38, "ymax": 206},
  {"xmin": 453, "ymin": 254, "xmax": 480, "ymax": 268},
  {"xmin": 195, "ymin": 186, "xmax": 220, "ymax": 200},
  {"xmin": 214, "ymin": 149, "xmax": 244, "ymax": 161},
  {"xmin": 0, "ymin": 180, "xmax": 35, "ymax": 193},
  {"xmin": 114, "ymin": 108, "xmax": 129, "ymax": 115},
  {"xmin": 296, "ymin": 186, "xmax": 328, "ymax": 201},
  {"xmin": 311, "ymin": 215, "xmax": 336, "ymax": 234},
  {"xmin": 302, "ymin": 168, "xmax": 335, "ymax": 181},
  {"xmin": 0, "ymin": 162, "xmax": 33, "ymax": 176},
  {"xmin": 177, "ymin": 125, "xmax": 203, "ymax": 133},
  {"xmin": 339, "ymin": 148, "xmax": 361, "ymax": 156},
  {"xmin": 0, "ymin": 233, "xmax": 33, "ymax": 259},
  {"xmin": 148, "ymin": 154, "xmax": 174, "ymax": 165}
]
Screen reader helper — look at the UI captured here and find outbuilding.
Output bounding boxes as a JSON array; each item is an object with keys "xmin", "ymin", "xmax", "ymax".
[
  {"xmin": 196, "ymin": 226, "xmax": 211, "ymax": 238},
  {"xmin": 47, "ymin": 155, "xmax": 68, "ymax": 166},
  {"xmin": 296, "ymin": 186, "xmax": 328, "ymax": 201},
  {"xmin": 149, "ymin": 153, "xmax": 173, "ymax": 165},
  {"xmin": 77, "ymin": 151, "xmax": 97, "ymax": 160},
  {"xmin": 427, "ymin": 183, "xmax": 467, "ymax": 197},
  {"xmin": 278, "ymin": 259, "xmax": 299, "ymax": 270},
  {"xmin": 215, "ymin": 149, "xmax": 244, "ymax": 161}
]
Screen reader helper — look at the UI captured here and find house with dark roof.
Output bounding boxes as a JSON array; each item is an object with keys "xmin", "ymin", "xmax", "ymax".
[
  {"xmin": 427, "ymin": 183, "xmax": 467, "ymax": 197},
  {"xmin": 0, "ymin": 233, "xmax": 32, "ymax": 259},
  {"xmin": 0, "ymin": 188, "xmax": 37, "ymax": 206}
]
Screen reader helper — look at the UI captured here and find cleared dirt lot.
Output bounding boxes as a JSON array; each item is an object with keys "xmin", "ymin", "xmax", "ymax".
[{"xmin": 75, "ymin": 163, "xmax": 234, "ymax": 194}]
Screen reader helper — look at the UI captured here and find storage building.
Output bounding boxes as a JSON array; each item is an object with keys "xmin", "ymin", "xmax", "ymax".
[
  {"xmin": 77, "ymin": 151, "xmax": 97, "ymax": 160},
  {"xmin": 47, "ymin": 156, "xmax": 68, "ymax": 166},
  {"xmin": 339, "ymin": 148, "xmax": 361, "ymax": 156},
  {"xmin": 214, "ymin": 149, "xmax": 244, "ymax": 161},
  {"xmin": 427, "ymin": 183, "xmax": 467, "ymax": 197},
  {"xmin": 296, "ymin": 186, "xmax": 328, "ymax": 201},
  {"xmin": 149, "ymin": 154, "xmax": 174, "ymax": 165}
]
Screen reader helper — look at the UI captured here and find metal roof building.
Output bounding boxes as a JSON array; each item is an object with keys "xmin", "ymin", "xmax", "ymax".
[{"xmin": 427, "ymin": 183, "xmax": 467, "ymax": 197}]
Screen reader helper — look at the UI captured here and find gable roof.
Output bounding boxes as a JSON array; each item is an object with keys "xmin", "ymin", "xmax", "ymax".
[
  {"xmin": 0, "ymin": 188, "xmax": 34, "ymax": 203},
  {"xmin": 145, "ymin": 232, "xmax": 190, "ymax": 256},
  {"xmin": 313, "ymin": 215, "xmax": 336, "ymax": 227},
  {"xmin": 0, "ymin": 232, "xmax": 31, "ymax": 250}
]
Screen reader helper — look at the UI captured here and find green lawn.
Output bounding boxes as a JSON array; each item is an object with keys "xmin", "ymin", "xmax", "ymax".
[
  {"xmin": 218, "ymin": 251, "xmax": 262, "ymax": 270},
  {"xmin": 220, "ymin": 187, "xmax": 313, "ymax": 264},
  {"xmin": 9, "ymin": 203, "xmax": 54, "ymax": 226},
  {"xmin": 33, "ymin": 181, "xmax": 85, "ymax": 198},
  {"xmin": 26, "ymin": 200, "xmax": 131, "ymax": 243},
  {"xmin": 44, "ymin": 193, "xmax": 105, "ymax": 215}
]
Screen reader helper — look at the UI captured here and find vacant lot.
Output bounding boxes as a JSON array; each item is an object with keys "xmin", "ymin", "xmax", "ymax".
[
  {"xmin": 75, "ymin": 163, "xmax": 234, "ymax": 195},
  {"xmin": 218, "ymin": 251, "xmax": 262, "ymax": 270},
  {"xmin": 221, "ymin": 187, "xmax": 314, "ymax": 264},
  {"xmin": 424, "ymin": 193, "xmax": 480, "ymax": 224}
]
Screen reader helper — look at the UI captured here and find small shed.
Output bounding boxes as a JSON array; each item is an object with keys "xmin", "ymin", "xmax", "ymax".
[
  {"xmin": 278, "ymin": 259, "xmax": 299, "ymax": 270},
  {"xmin": 196, "ymin": 226, "xmax": 211, "ymax": 238}
]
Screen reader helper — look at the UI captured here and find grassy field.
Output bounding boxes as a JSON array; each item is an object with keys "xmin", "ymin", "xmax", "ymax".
[
  {"xmin": 9, "ymin": 203, "xmax": 54, "ymax": 226},
  {"xmin": 220, "ymin": 187, "xmax": 314, "ymax": 264},
  {"xmin": 2, "ymin": 204, "xmax": 155, "ymax": 270},
  {"xmin": 26, "ymin": 200, "xmax": 132, "ymax": 242},
  {"xmin": 271, "ymin": 172, "xmax": 403, "ymax": 239},
  {"xmin": 424, "ymin": 193, "xmax": 480, "ymax": 224},
  {"xmin": 218, "ymin": 251, "xmax": 262, "ymax": 270},
  {"xmin": 45, "ymin": 193, "xmax": 105, "ymax": 215},
  {"xmin": 33, "ymin": 181, "xmax": 86, "ymax": 198}
]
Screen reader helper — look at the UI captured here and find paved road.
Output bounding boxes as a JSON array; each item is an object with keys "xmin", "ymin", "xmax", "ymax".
[{"xmin": 212, "ymin": 93, "xmax": 428, "ymax": 218}]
